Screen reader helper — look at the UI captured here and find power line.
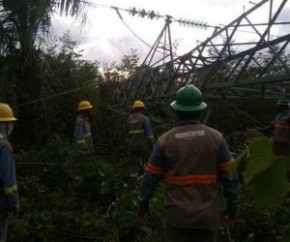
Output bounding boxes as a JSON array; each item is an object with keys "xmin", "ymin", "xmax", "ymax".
[
  {"xmin": 81, "ymin": 0, "xmax": 211, "ymax": 28},
  {"xmin": 79, "ymin": 1, "xmax": 213, "ymax": 56},
  {"xmin": 80, "ymin": 1, "xmax": 163, "ymax": 52},
  {"xmin": 15, "ymin": 82, "xmax": 98, "ymax": 108},
  {"xmin": 80, "ymin": 1, "xmax": 286, "ymax": 44},
  {"xmin": 111, "ymin": 7, "xmax": 157, "ymax": 50}
]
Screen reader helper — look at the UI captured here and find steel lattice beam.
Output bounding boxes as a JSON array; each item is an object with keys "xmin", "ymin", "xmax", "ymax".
[{"xmin": 115, "ymin": 0, "xmax": 290, "ymax": 104}]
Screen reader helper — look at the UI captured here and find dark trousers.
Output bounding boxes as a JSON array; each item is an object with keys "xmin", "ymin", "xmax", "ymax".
[
  {"xmin": 0, "ymin": 211, "xmax": 8, "ymax": 242},
  {"xmin": 272, "ymin": 141, "xmax": 290, "ymax": 156},
  {"xmin": 166, "ymin": 224, "xmax": 217, "ymax": 242},
  {"xmin": 128, "ymin": 151, "xmax": 149, "ymax": 176}
]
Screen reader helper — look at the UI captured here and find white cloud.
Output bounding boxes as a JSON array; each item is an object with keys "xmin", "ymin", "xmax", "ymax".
[{"xmin": 50, "ymin": 0, "xmax": 290, "ymax": 65}]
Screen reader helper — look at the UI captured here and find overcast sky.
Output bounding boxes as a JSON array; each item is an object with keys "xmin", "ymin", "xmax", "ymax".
[{"xmin": 50, "ymin": 0, "xmax": 290, "ymax": 66}]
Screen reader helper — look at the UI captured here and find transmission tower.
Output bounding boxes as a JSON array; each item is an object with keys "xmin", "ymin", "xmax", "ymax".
[
  {"xmin": 110, "ymin": 6, "xmax": 210, "ymax": 104},
  {"xmin": 114, "ymin": 0, "xmax": 290, "ymax": 105}
]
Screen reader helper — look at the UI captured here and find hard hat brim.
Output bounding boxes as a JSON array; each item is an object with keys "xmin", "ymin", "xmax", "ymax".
[
  {"xmin": 0, "ymin": 117, "xmax": 17, "ymax": 122},
  {"xmin": 133, "ymin": 105, "xmax": 146, "ymax": 109},
  {"xmin": 170, "ymin": 101, "xmax": 207, "ymax": 112},
  {"xmin": 78, "ymin": 106, "xmax": 93, "ymax": 111}
]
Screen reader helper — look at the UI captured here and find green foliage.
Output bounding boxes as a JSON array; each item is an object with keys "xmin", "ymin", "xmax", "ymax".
[
  {"xmin": 208, "ymin": 100, "xmax": 274, "ymax": 135},
  {"xmin": 11, "ymin": 140, "xmax": 168, "ymax": 241},
  {"xmin": 234, "ymin": 186, "xmax": 282, "ymax": 242},
  {"xmin": 241, "ymin": 136, "xmax": 290, "ymax": 210},
  {"xmin": 12, "ymin": 143, "xmax": 119, "ymax": 241},
  {"xmin": 281, "ymin": 224, "xmax": 290, "ymax": 242},
  {"xmin": 243, "ymin": 136, "xmax": 275, "ymax": 185},
  {"xmin": 228, "ymin": 135, "xmax": 290, "ymax": 241},
  {"xmin": 1, "ymin": 21, "xmax": 102, "ymax": 144},
  {"xmin": 250, "ymin": 161, "xmax": 290, "ymax": 210},
  {"xmin": 1, "ymin": 4, "xmax": 290, "ymax": 240},
  {"xmin": 35, "ymin": 32, "xmax": 101, "ymax": 143}
]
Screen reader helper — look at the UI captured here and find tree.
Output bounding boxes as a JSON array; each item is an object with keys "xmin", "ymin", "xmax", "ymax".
[
  {"xmin": 0, "ymin": 0, "xmax": 89, "ymax": 143},
  {"xmin": 37, "ymin": 32, "xmax": 101, "ymax": 143}
]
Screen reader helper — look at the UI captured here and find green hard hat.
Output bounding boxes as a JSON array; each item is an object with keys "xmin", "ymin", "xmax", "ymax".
[
  {"xmin": 276, "ymin": 99, "xmax": 290, "ymax": 106},
  {"xmin": 170, "ymin": 84, "xmax": 207, "ymax": 112}
]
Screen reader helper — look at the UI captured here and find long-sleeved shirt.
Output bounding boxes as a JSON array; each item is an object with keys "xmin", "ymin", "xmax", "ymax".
[
  {"xmin": 0, "ymin": 136, "xmax": 19, "ymax": 210},
  {"xmin": 74, "ymin": 113, "xmax": 94, "ymax": 151},
  {"xmin": 126, "ymin": 112, "xmax": 154, "ymax": 153}
]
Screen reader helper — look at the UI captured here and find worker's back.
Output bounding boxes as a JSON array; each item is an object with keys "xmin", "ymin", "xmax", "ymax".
[
  {"xmin": 157, "ymin": 122, "xmax": 225, "ymax": 228},
  {"xmin": 272, "ymin": 109, "xmax": 290, "ymax": 155},
  {"xmin": 126, "ymin": 112, "xmax": 150, "ymax": 153}
]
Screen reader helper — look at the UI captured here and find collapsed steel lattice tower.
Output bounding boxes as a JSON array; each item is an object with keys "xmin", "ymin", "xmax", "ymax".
[{"xmin": 115, "ymin": 0, "xmax": 290, "ymax": 104}]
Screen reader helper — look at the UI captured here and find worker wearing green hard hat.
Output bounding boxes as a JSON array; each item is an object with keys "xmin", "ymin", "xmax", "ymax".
[
  {"xmin": 170, "ymin": 84, "xmax": 207, "ymax": 112},
  {"xmin": 139, "ymin": 84, "xmax": 240, "ymax": 242}
]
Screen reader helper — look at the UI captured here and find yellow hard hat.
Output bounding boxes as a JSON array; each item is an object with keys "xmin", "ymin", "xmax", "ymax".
[
  {"xmin": 132, "ymin": 100, "xmax": 145, "ymax": 109},
  {"xmin": 0, "ymin": 103, "xmax": 17, "ymax": 122},
  {"xmin": 77, "ymin": 100, "xmax": 93, "ymax": 111}
]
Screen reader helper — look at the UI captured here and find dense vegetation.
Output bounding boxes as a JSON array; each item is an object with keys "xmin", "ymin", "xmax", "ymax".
[
  {"xmin": 1, "ymin": 1, "xmax": 290, "ymax": 241},
  {"xmin": 9, "ymin": 99, "xmax": 290, "ymax": 242}
]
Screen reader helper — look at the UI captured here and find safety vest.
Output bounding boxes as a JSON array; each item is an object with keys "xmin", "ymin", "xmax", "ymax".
[
  {"xmin": 272, "ymin": 111, "xmax": 290, "ymax": 155},
  {"xmin": 0, "ymin": 138, "xmax": 19, "ymax": 209},
  {"xmin": 145, "ymin": 124, "xmax": 233, "ymax": 228},
  {"xmin": 74, "ymin": 114, "xmax": 94, "ymax": 151},
  {"xmin": 126, "ymin": 112, "xmax": 153, "ymax": 153}
]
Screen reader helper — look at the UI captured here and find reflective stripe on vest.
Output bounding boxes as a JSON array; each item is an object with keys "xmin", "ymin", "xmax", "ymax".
[
  {"xmin": 5, "ymin": 184, "xmax": 18, "ymax": 195},
  {"xmin": 164, "ymin": 174, "xmax": 217, "ymax": 185},
  {"xmin": 84, "ymin": 132, "xmax": 91, "ymax": 138},
  {"xmin": 275, "ymin": 123, "xmax": 290, "ymax": 130},
  {"xmin": 129, "ymin": 129, "xmax": 144, "ymax": 135},
  {"xmin": 76, "ymin": 139, "xmax": 86, "ymax": 144},
  {"xmin": 218, "ymin": 159, "xmax": 235, "ymax": 172},
  {"xmin": 145, "ymin": 163, "xmax": 164, "ymax": 176}
]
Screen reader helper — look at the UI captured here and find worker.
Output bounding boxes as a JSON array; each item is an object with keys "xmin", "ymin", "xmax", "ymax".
[
  {"xmin": 74, "ymin": 100, "xmax": 94, "ymax": 153},
  {"xmin": 126, "ymin": 100, "xmax": 154, "ymax": 177},
  {"xmin": 271, "ymin": 98, "xmax": 290, "ymax": 156},
  {"xmin": 0, "ymin": 103, "xmax": 20, "ymax": 241},
  {"xmin": 138, "ymin": 84, "xmax": 239, "ymax": 242}
]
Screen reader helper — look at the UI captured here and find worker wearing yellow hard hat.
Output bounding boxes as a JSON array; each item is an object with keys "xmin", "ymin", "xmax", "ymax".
[
  {"xmin": 126, "ymin": 99, "xmax": 154, "ymax": 177},
  {"xmin": 74, "ymin": 100, "xmax": 94, "ymax": 153},
  {"xmin": 132, "ymin": 100, "xmax": 146, "ymax": 109},
  {"xmin": 77, "ymin": 100, "xmax": 93, "ymax": 111},
  {"xmin": 0, "ymin": 103, "xmax": 20, "ymax": 241}
]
